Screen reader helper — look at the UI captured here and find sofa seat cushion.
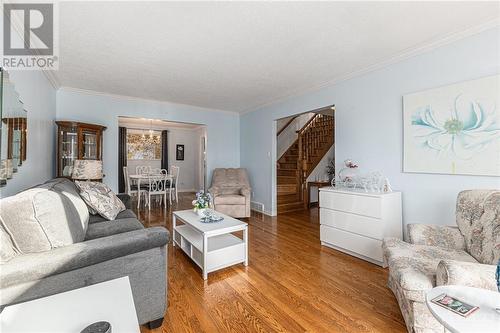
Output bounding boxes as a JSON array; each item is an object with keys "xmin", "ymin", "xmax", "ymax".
[
  {"xmin": 116, "ymin": 209, "xmax": 137, "ymax": 220},
  {"xmin": 85, "ymin": 218, "xmax": 144, "ymax": 240},
  {"xmin": 88, "ymin": 214, "xmax": 106, "ymax": 224},
  {"xmin": 383, "ymin": 238, "xmax": 476, "ymax": 302},
  {"xmin": 214, "ymin": 205, "xmax": 246, "ymax": 218},
  {"xmin": 88, "ymin": 209, "xmax": 137, "ymax": 224},
  {"xmin": 214, "ymin": 194, "xmax": 245, "ymax": 205}
]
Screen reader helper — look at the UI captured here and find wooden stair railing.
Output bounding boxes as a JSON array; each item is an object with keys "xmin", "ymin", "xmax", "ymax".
[{"xmin": 277, "ymin": 112, "xmax": 334, "ymax": 213}]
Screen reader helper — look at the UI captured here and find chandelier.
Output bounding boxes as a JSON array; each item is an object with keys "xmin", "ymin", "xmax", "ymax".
[
  {"xmin": 141, "ymin": 130, "xmax": 161, "ymax": 145},
  {"xmin": 140, "ymin": 120, "xmax": 161, "ymax": 145}
]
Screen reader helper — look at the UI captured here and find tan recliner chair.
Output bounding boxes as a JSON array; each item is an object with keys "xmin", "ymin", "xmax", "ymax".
[{"xmin": 209, "ymin": 168, "xmax": 251, "ymax": 218}]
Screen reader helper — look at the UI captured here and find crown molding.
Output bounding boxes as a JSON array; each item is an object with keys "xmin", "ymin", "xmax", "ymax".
[
  {"xmin": 118, "ymin": 116, "xmax": 206, "ymax": 131},
  {"xmin": 240, "ymin": 18, "xmax": 500, "ymax": 115},
  {"xmin": 57, "ymin": 86, "xmax": 239, "ymax": 115}
]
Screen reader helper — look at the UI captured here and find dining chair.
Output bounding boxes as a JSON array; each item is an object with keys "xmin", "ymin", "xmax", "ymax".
[
  {"xmin": 160, "ymin": 168, "xmax": 173, "ymax": 204},
  {"xmin": 136, "ymin": 165, "xmax": 151, "ymax": 175},
  {"xmin": 123, "ymin": 166, "xmax": 137, "ymax": 197},
  {"xmin": 124, "ymin": 166, "xmax": 148, "ymax": 203},
  {"xmin": 170, "ymin": 165, "xmax": 180, "ymax": 203},
  {"xmin": 151, "ymin": 167, "xmax": 162, "ymax": 175},
  {"xmin": 146, "ymin": 174, "xmax": 169, "ymax": 211}
]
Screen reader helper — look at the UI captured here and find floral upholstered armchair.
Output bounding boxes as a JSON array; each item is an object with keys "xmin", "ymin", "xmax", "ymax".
[{"xmin": 382, "ymin": 190, "xmax": 499, "ymax": 333}]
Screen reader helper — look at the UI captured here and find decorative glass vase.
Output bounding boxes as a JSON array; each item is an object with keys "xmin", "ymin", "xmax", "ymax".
[{"xmin": 338, "ymin": 167, "xmax": 360, "ymax": 187}]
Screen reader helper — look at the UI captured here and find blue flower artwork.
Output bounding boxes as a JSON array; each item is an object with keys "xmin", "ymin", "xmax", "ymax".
[{"xmin": 403, "ymin": 75, "xmax": 500, "ymax": 176}]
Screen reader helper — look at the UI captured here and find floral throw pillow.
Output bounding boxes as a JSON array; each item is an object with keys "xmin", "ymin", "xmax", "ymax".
[{"xmin": 75, "ymin": 181, "xmax": 125, "ymax": 220}]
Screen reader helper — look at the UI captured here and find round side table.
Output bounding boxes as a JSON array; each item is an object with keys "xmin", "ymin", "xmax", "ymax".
[{"xmin": 426, "ymin": 285, "xmax": 500, "ymax": 333}]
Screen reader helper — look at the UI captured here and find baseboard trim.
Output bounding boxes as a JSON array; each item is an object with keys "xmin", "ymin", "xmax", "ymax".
[
  {"xmin": 250, "ymin": 208, "xmax": 274, "ymax": 217},
  {"xmin": 178, "ymin": 189, "xmax": 196, "ymax": 193},
  {"xmin": 320, "ymin": 241, "xmax": 385, "ymax": 268}
]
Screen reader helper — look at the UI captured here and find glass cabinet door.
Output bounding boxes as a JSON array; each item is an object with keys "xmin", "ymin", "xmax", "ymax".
[
  {"xmin": 56, "ymin": 121, "xmax": 105, "ymax": 178},
  {"xmin": 81, "ymin": 128, "xmax": 98, "ymax": 160},
  {"xmin": 59, "ymin": 126, "xmax": 78, "ymax": 176}
]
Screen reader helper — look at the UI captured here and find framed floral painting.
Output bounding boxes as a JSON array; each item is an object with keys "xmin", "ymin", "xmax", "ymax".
[{"xmin": 403, "ymin": 75, "xmax": 500, "ymax": 176}]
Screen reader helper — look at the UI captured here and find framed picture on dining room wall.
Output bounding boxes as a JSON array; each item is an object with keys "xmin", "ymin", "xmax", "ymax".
[
  {"xmin": 403, "ymin": 74, "xmax": 500, "ymax": 177},
  {"xmin": 176, "ymin": 144, "xmax": 184, "ymax": 161}
]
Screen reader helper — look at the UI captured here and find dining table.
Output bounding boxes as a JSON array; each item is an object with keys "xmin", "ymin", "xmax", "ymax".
[{"xmin": 129, "ymin": 173, "xmax": 174, "ymax": 208}]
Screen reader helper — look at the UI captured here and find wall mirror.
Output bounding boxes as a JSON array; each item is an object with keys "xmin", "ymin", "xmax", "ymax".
[{"xmin": 0, "ymin": 68, "xmax": 28, "ymax": 187}]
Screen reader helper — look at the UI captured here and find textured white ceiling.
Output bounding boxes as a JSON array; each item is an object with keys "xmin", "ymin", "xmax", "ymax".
[{"xmin": 56, "ymin": 1, "xmax": 500, "ymax": 113}]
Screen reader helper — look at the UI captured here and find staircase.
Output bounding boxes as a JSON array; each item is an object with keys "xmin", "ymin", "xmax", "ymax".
[{"xmin": 277, "ymin": 113, "xmax": 334, "ymax": 213}]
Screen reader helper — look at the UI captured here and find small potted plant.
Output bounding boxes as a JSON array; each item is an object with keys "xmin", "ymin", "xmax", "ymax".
[{"xmin": 192, "ymin": 191, "xmax": 212, "ymax": 217}]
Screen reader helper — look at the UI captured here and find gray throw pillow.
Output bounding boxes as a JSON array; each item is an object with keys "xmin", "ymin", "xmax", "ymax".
[{"xmin": 75, "ymin": 181, "xmax": 126, "ymax": 220}]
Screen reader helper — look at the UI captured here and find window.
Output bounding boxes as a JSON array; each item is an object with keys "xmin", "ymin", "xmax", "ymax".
[{"xmin": 127, "ymin": 132, "xmax": 161, "ymax": 160}]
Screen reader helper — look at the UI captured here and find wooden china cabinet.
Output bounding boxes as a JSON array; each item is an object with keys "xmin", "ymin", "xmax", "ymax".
[{"xmin": 56, "ymin": 121, "xmax": 107, "ymax": 178}]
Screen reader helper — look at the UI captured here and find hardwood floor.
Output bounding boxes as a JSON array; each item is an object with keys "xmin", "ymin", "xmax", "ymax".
[{"xmin": 134, "ymin": 192, "xmax": 406, "ymax": 333}]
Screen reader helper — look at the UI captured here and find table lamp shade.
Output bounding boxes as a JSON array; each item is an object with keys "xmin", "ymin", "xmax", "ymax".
[{"xmin": 72, "ymin": 160, "xmax": 103, "ymax": 180}]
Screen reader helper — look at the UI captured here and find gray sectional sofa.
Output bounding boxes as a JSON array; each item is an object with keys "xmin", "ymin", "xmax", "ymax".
[{"xmin": 0, "ymin": 178, "xmax": 169, "ymax": 328}]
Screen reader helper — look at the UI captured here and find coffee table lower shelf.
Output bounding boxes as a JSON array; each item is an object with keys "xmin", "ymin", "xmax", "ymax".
[{"xmin": 173, "ymin": 224, "xmax": 247, "ymax": 279}]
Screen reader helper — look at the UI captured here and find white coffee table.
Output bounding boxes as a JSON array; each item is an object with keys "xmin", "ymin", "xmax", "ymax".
[
  {"xmin": 426, "ymin": 285, "xmax": 500, "ymax": 333},
  {"xmin": 0, "ymin": 277, "xmax": 139, "ymax": 333},
  {"xmin": 173, "ymin": 209, "xmax": 248, "ymax": 280}
]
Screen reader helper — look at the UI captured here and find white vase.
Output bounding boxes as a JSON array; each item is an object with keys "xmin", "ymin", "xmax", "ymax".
[{"xmin": 195, "ymin": 208, "xmax": 208, "ymax": 217}]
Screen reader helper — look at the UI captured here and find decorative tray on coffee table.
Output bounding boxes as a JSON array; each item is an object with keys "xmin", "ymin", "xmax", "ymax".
[{"xmin": 200, "ymin": 211, "xmax": 224, "ymax": 223}]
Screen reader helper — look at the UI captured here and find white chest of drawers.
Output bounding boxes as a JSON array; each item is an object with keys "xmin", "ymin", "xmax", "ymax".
[{"xmin": 319, "ymin": 187, "xmax": 402, "ymax": 267}]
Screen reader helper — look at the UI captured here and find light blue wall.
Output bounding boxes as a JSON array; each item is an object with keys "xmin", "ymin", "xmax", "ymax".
[
  {"xmin": 0, "ymin": 71, "xmax": 57, "ymax": 197},
  {"xmin": 56, "ymin": 89, "xmax": 240, "ymax": 192},
  {"xmin": 241, "ymin": 27, "xmax": 500, "ymax": 224}
]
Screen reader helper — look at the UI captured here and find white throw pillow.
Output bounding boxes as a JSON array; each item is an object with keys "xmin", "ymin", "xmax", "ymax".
[{"xmin": 75, "ymin": 181, "xmax": 125, "ymax": 220}]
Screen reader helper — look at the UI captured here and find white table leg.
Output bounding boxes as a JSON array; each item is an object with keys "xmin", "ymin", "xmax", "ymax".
[
  {"xmin": 244, "ymin": 226, "xmax": 248, "ymax": 266},
  {"xmin": 203, "ymin": 234, "xmax": 208, "ymax": 280},
  {"xmin": 172, "ymin": 214, "xmax": 176, "ymax": 247}
]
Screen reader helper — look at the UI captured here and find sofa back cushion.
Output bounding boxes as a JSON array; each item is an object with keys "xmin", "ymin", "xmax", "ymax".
[
  {"xmin": 211, "ymin": 168, "xmax": 250, "ymax": 194},
  {"xmin": 0, "ymin": 179, "xmax": 89, "ymax": 253},
  {"xmin": 456, "ymin": 190, "xmax": 500, "ymax": 265},
  {"xmin": 0, "ymin": 220, "xmax": 18, "ymax": 262},
  {"xmin": 44, "ymin": 178, "xmax": 90, "ymax": 228}
]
